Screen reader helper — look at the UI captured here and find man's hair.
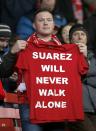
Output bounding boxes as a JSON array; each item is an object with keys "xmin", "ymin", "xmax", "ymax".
[{"xmin": 33, "ymin": 8, "xmax": 53, "ymax": 22}]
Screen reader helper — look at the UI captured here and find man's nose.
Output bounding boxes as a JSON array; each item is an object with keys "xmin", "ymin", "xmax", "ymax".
[{"xmin": 44, "ymin": 20, "xmax": 48, "ymax": 24}]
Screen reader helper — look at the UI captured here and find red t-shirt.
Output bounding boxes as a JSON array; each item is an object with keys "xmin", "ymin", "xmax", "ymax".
[{"xmin": 16, "ymin": 35, "xmax": 88, "ymax": 123}]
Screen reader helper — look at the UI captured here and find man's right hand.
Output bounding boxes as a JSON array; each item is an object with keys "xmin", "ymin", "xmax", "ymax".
[{"xmin": 11, "ymin": 40, "xmax": 28, "ymax": 54}]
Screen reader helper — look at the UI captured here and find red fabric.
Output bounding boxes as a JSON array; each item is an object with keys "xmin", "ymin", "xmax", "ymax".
[
  {"xmin": 27, "ymin": 33, "xmax": 61, "ymax": 46},
  {"xmin": 16, "ymin": 33, "xmax": 61, "ymax": 104},
  {"xmin": 89, "ymin": 4, "xmax": 95, "ymax": 12},
  {"xmin": 0, "ymin": 80, "xmax": 5, "ymax": 99},
  {"xmin": 72, "ymin": 0, "xmax": 83, "ymax": 22},
  {"xmin": 17, "ymin": 33, "xmax": 61, "ymax": 104},
  {"xmin": 16, "ymin": 33, "xmax": 88, "ymax": 123}
]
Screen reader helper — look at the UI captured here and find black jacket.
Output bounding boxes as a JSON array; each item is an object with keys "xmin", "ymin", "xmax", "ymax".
[
  {"xmin": 0, "ymin": 51, "xmax": 17, "ymax": 78},
  {"xmin": 84, "ymin": 13, "xmax": 96, "ymax": 50}
]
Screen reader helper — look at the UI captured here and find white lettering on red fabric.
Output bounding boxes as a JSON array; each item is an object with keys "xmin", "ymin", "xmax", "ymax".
[
  {"xmin": 38, "ymin": 89, "xmax": 66, "ymax": 96},
  {"xmin": 35, "ymin": 101, "xmax": 67, "ymax": 108},
  {"xmin": 36, "ymin": 77, "xmax": 68, "ymax": 84},
  {"xmin": 32, "ymin": 52, "xmax": 72, "ymax": 60},
  {"xmin": 41, "ymin": 65, "xmax": 65, "ymax": 72}
]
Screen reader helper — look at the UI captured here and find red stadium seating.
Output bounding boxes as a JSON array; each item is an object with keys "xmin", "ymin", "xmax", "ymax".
[{"xmin": 0, "ymin": 92, "xmax": 22, "ymax": 131}]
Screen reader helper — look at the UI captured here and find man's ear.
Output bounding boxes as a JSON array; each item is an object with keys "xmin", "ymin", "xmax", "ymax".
[{"xmin": 33, "ymin": 23, "xmax": 36, "ymax": 29}]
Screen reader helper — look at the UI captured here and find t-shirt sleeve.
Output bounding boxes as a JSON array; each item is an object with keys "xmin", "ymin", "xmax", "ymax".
[
  {"xmin": 16, "ymin": 51, "xmax": 28, "ymax": 70},
  {"xmin": 78, "ymin": 53, "xmax": 89, "ymax": 75}
]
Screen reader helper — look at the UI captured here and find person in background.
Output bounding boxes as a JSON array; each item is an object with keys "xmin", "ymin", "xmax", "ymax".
[
  {"xmin": 67, "ymin": 23, "xmax": 96, "ymax": 131},
  {"xmin": 69, "ymin": 23, "xmax": 87, "ymax": 57},
  {"xmin": 0, "ymin": 24, "xmax": 18, "ymax": 93},
  {"xmin": 0, "ymin": 0, "xmax": 36, "ymax": 34},
  {"xmin": 0, "ymin": 24, "xmax": 11, "ymax": 53},
  {"xmin": 0, "ymin": 23, "xmax": 27, "ymax": 104},
  {"xmin": 57, "ymin": 23, "xmax": 75, "ymax": 44},
  {"xmin": 0, "ymin": 24, "xmax": 27, "ymax": 93},
  {"xmin": 84, "ymin": 11, "xmax": 96, "ymax": 50},
  {"xmin": 0, "ymin": 24, "xmax": 27, "ymax": 78},
  {"xmin": 57, "ymin": 23, "xmax": 87, "ymax": 58}
]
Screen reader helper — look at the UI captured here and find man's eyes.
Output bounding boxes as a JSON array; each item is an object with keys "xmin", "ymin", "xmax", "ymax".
[
  {"xmin": 38, "ymin": 19, "xmax": 53, "ymax": 22},
  {"xmin": 47, "ymin": 19, "xmax": 53, "ymax": 21}
]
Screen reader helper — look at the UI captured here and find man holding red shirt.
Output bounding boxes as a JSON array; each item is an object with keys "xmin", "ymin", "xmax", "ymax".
[{"xmin": 16, "ymin": 9, "xmax": 88, "ymax": 131}]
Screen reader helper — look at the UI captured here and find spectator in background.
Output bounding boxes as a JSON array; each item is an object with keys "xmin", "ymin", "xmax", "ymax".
[
  {"xmin": 0, "ymin": 0, "xmax": 36, "ymax": 35},
  {"xmin": 0, "ymin": 24, "xmax": 12, "ymax": 100},
  {"xmin": 57, "ymin": 23, "xmax": 75, "ymax": 43},
  {"xmin": 68, "ymin": 23, "xmax": 96, "ymax": 131},
  {"xmin": 16, "ymin": 0, "xmax": 67, "ymax": 40},
  {"xmin": 0, "ymin": 24, "xmax": 27, "ymax": 93},
  {"xmin": 55, "ymin": 0, "xmax": 87, "ymax": 23},
  {"xmin": 84, "ymin": 10, "xmax": 96, "ymax": 50},
  {"xmin": 73, "ymin": 0, "xmax": 84, "ymax": 23},
  {"xmin": 0, "ymin": 24, "xmax": 27, "ymax": 102},
  {"xmin": 0, "ymin": 24, "xmax": 16, "ymax": 92},
  {"xmin": 83, "ymin": 0, "xmax": 96, "ymax": 16},
  {"xmin": 0, "ymin": 39, "xmax": 27, "ymax": 78},
  {"xmin": 69, "ymin": 24, "xmax": 87, "ymax": 57},
  {"xmin": 0, "ymin": 24, "xmax": 11, "ymax": 53}
]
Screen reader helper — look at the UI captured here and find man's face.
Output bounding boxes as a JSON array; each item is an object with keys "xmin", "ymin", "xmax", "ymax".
[
  {"xmin": 71, "ymin": 30, "xmax": 87, "ymax": 45},
  {"xmin": 0, "ymin": 37, "xmax": 9, "ymax": 48},
  {"xmin": 40, "ymin": 0, "xmax": 56, "ymax": 11},
  {"xmin": 34, "ymin": 11, "xmax": 54, "ymax": 36}
]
